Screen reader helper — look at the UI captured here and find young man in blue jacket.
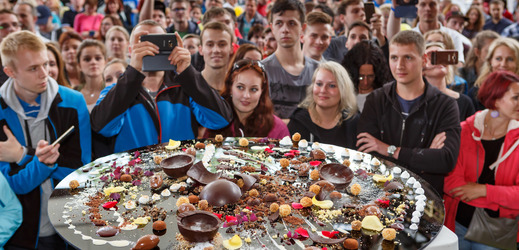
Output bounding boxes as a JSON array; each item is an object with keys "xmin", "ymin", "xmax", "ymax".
[
  {"xmin": 0, "ymin": 31, "xmax": 91, "ymax": 249},
  {"xmin": 91, "ymin": 20, "xmax": 233, "ymax": 154}
]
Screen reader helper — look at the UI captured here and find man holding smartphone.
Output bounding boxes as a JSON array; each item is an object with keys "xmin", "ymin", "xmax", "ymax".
[
  {"xmin": 357, "ymin": 30, "xmax": 460, "ymax": 195},
  {"xmin": 323, "ymin": 0, "xmax": 386, "ymax": 63},
  {"xmin": 0, "ymin": 31, "xmax": 91, "ymax": 249},
  {"xmin": 91, "ymin": 20, "xmax": 233, "ymax": 154}
]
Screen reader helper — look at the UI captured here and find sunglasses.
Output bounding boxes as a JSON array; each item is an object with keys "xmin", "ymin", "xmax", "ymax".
[{"xmin": 232, "ymin": 59, "xmax": 267, "ymax": 76}]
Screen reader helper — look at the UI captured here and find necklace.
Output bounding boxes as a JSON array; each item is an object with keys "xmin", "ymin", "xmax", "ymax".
[{"xmin": 484, "ymin": 119, "xmax": 507, "ymax": 140}]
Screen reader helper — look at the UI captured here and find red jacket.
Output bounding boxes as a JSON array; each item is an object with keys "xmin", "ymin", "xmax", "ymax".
[{"xmin": 444, "ymin": 110, "xmax": 519, "ymax": 238}]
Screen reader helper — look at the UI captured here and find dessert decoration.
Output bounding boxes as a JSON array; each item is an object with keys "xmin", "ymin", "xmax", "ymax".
[
  {"xmin": 350, "ymin": 183, "xmax": 361, "ymax": 196},
  {"xmin": 185, "ymin": 147, "xmax": 196, "ymax": 157},
  {"xmin": 149, "ymin": 175, "xmax": 163, "ymax": 189},
  {"xmin": 120, "ymin": 174, "xmax": 132, "ymax": 182},
  {"xmin": 152, "ymin": 220, "xmax": 166, "ymax": 231},
  {"xmin": 132, "ymin": 234, "xmax": 159, "ymax": 250},
  {"xmin": 270, "ymin": 203, "xmax": 279, "ymax": 212},
  {"xmin": 279, "ymin": 204, "xmax": 291, "ymax": 217},
  {"xmin": 319, "ymin": 163, "xmax": 354, "ymax": 190},
  {"xmin": 176, "ymin": 196, "xmax": 190, "ymax": 207},
  {"xmin": 69, "ymin": 180, "xmax": 79, "ymax": 189},
  {"xmin": 215, "ymin": 134, "xmax": 224, "ymax": 143},
  {"xmin": 160, "ymin": 153, "xmax": 195, "ymax": 178},
  {"xmin": 300, "ymin": 197, "xmax": 312, "ymax": 207},
  {"xmin": 382, "ymin": 228, "xmax": 397, "ymax": 241},
  {"xmin": 298, "ymin": 139, "xmax": 308, "ymax": 148},
  {"xmin": 177, "ymin": 211, "xmax": 221, "ymax": 242},
  {"xmin": 223, "ymin": 235, "xmax": 243, "ymax": 250},
  {"xmin": 187, "ymin": 161, "xmax": 221, "ymax": 185},
  {"xmin": 351, "ymin": 220, "xmax": 362, "ymax": 231},
  {"xmin": 195, "ymin": 142, "xmax": 205, "ymax": 149},
  {"xmin": 361, "ymin": 215, "xmax": 384, "ymax": 231},
  {"xmin": 279, "ymin": 136, "xmax": 292, "ymax": 147},
  {"xmin": 310, "ymin": 149, "xmax": 326, "ymax": 160},
  {"xmin": 165, "ymin": 139, "xmax": 180, "ymax": 150},
  {"xmin": 96, "ymin": 226, "xmax": 120, "ymax": 237},
  {"xmin": 50, "ymin": 135, "xmax": 444, "ymax": 250},
  {"xmin": 238, "ymin": 138, "xmax": 249, "ymax": 147},
  {"xmin": 199, "ymin": 179, "xmax": 242, "ymax": 207},
  {"xmin": 343, "ymin": 238, "xmax": 359, "ymax": 249}
]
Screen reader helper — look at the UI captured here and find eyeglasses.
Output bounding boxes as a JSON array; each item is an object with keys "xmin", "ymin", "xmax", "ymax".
[
  {"xmin": 359, "ymin": 74, "xmax": 375, "ymax": 81},
  {"xmin": 0, "ymin": 22, "xmax": 20, "ymax": 30},
  {"xmin": 172, "ymin": 7, "xmax": 186, "ymax": 12}
]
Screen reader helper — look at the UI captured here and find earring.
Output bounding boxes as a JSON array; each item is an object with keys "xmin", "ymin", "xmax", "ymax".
[{"xmin": 490, "ymin": 110, "xmax": 499, "ymax": 118}]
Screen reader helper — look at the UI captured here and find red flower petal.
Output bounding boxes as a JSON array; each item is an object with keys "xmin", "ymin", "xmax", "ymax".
[
  {"xmin": 264, "ymin": 148, "xmax": 274, "ymax": 153},
  {"xmin": 321, "ymin": 230, "xmax": 339, "ymax": 238},
  {"xmin": 310, "ymin": 161, "xmax": 322, "ymax": 166},
  {"xmin": 290, "ymin": 150, "xmax": 300, "ymax": 155},
  {"xmin": 225, "ymin": 215, "xmax": 237, "ymax": 222},
  {"xmin": 213, "ymin": 213, "xmax": 223, "ymax": 219},
  {"xmin": 291, "ymin": 203, "xmax": 303, "ymax": 209},
  {"xmin": 102, "ymin": 201, "xmax": 118, "ymax": 209},
  {"xmin": 284, "ymin": 152, "xmax": 295, "ymax": 158},
  {"xmin": 295, "ymin": 227, "xmax": 308, "ymax": 238}
]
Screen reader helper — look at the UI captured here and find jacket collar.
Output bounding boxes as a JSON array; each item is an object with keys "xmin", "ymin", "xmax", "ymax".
[
  {"xmin": 383, "ymin": 78, "xmax": 442, "ymax": 108},
  {"xmin": 0, "ymin": 77, "xmax": 59, "ymax": 122}
]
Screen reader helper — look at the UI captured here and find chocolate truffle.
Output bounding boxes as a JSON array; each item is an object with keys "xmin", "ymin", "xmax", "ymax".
[
  {"xmin": 120, "ymin": 174, "xmax": 132, "ymax": 182},
  {"xmin": 153, "ymin": 220, "xmax": 167, "ymax": 231},
  {"xmin": 343, "ymin": 238, "xmax": 359, "ymax": 249}
]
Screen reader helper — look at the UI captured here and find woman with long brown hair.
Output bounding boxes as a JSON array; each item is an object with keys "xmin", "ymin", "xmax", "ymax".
[
  {"xmin": 463, "ymin": 7, "xmax": 485, "ymax": 39},
  {"xmin": 205, "ymin": 59, "xmax": 289, "ymax": 138},
  {"xmin": 46, "ymin": 43, "xmax": 70, "ymax": 88}
]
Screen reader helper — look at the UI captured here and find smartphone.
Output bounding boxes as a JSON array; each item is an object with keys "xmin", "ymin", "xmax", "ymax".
[
  {"xmin": 364, "ymin": 2, "xmax": 375, "ymax": 24},
  {"xmin": 141, "ymin": 34, "xmax": 178, "ymax": 72},
  {"xmin": 141, "ymin": 34, "xmax": 177, "ymax": 51},
  {"xmin": 431, "ymin": 50, "xmax": 458, "ymax": 65}
]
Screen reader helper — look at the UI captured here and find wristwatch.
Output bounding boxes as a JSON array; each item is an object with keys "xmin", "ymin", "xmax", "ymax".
[{"xmin": 387, "ymin": 145, "xmax": 397, "ymax": 158}]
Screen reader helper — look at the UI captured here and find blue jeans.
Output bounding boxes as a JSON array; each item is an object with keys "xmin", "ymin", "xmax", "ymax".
[{"xmin": 455, "ymin": 221, "xmax": 501, "ymax": 250}]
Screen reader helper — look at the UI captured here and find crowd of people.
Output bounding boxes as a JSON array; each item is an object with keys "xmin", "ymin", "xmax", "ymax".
[{"xmin": 0, "ymin": 0, "xmax": 518, "ymax": 249}]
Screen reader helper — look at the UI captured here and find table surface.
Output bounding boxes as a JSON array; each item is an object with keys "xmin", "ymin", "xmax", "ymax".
[{"xmin": 49, "ymin": 138, "xmax": 447, "ymax": 249}]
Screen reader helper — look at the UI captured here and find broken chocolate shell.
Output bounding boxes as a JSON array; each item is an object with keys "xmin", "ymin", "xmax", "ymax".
[{"xmin": 187, "ymin": 161, "xmax": 222, "ymax": 185}]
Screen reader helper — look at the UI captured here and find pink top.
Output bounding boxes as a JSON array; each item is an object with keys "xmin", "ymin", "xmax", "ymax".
[
  {"xmin": 267, "ymin": 115, "xmax": 290, "ymax": 139},
  {"xmin": 74, "ymin": 13, "xmax": 104, "ymax": 33}
]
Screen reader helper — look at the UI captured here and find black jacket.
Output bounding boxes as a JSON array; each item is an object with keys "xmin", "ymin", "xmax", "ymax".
[
  {"xmin": 288, "ymin": 108, "xmax": 359, "ymax": 149},
  {"xmin": 358, "ymin": 80, "xmax": 461, "ymax": 195}
]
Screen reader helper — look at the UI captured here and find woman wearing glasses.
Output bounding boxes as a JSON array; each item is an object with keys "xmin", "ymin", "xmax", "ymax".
[
  {"xmin": 342, "ymin": 40, "xmax": 392, "ymax": 113},
  {"xmin": 205, "ymin": 59, "xmax": 289, "ymax": 139},
  {"xmin": 287, "ymin": 61, "xmax": 359, "ymax": 148}
]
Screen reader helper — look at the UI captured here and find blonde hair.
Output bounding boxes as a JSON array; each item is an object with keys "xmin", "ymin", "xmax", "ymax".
[
  {"xmin": 299, "ymin": 61, "xmax": 358, "ymax": 122},
  {"xmin": 105, "ymin": 26, "xmax": 130, "ymax": 42},
  {"xmin": 475, "ymin": 37, "xmax": 519, "ymax": 87},
  {"xmin": 0, "ymin": 31, "xmax": 45, "ymax": 69}
]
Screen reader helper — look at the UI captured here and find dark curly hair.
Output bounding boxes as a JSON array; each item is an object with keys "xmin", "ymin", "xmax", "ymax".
[{"xmin": 341, "ymin": 40, "xmax": 392, "ymax": 93}]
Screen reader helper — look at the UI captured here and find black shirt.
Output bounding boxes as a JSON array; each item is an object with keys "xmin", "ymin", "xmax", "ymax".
[{"xmin": 456, "ymin": 136, "xmax": 504, "ymax": 227}]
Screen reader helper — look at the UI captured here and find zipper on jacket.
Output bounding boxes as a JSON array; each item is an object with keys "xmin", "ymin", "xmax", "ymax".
[{"xmin": 400, "ymin": 118, "xmax": 406, "ymax": 146}]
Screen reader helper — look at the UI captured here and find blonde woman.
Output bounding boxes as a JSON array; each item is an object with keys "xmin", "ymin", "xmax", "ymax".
[
  {"xmin": 104, "ymin": 26, "xmax": 129, "ymax": 61},
  {"xmin": 288, "ymin": 61, "xmax": 359, "ymax": 148},
  {"xmin": 470, "ymin": 37, "xmax": 519, "ymax": 110}
]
